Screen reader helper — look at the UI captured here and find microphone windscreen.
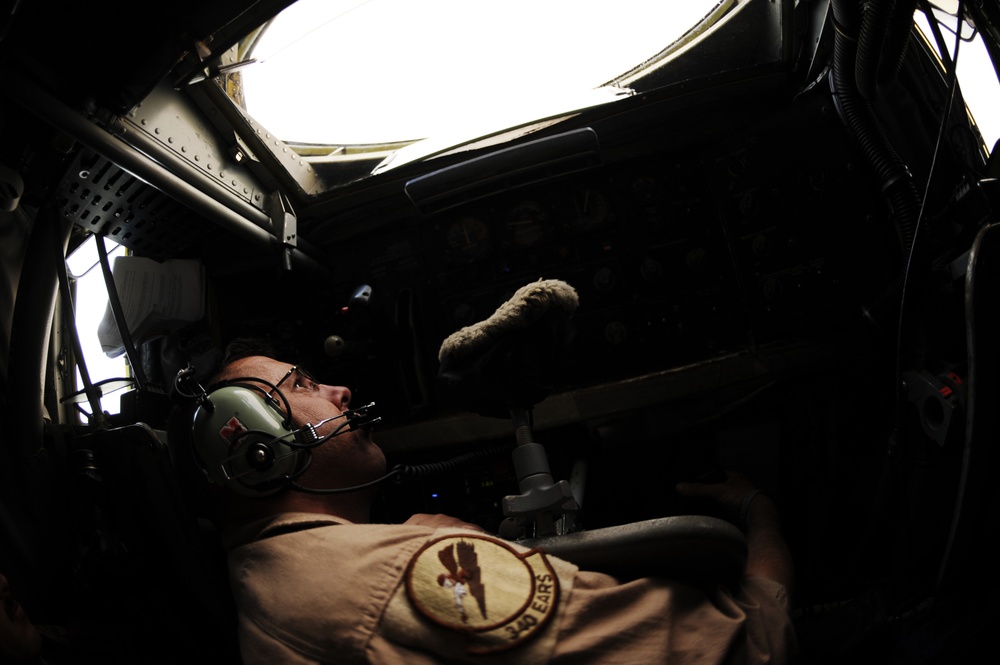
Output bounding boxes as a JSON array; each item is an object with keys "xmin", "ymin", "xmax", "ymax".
[
  {"xmin": 437, "ymin": 279, "xmax": 579, "ymax": 417},
  {"xmin": 439, "ymin": 279, "xmax": 578, "ymax": 363}
]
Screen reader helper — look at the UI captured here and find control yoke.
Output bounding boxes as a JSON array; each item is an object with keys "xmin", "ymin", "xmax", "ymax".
[
  {"xmin": 437, "ymin": 279, "xmax": 581, "ymax": 539},
  {"xmin": 437, "ymin": 279, "xmax": 748, "ymax": 583}
]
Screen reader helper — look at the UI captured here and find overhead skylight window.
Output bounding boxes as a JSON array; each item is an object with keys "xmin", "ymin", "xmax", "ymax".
[{"xmin": 234, "ymin": 0, "xmax": 723, "ymax": 150}]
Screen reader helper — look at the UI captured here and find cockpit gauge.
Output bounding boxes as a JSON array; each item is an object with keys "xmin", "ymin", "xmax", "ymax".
[
  {"xmin": 570, "ymin": 187, "xmax": 610, "ymax": 232},
  {"xmin": 445, "ymin": 216, "xmax": 492, "ymax": 262},
  {"xmin": 628, "ymin": 174, "xmax": 663, "ymax": 205},
  {"xmin": 505, "ymin": 201, "xmax": 549, "ymax": 247}
]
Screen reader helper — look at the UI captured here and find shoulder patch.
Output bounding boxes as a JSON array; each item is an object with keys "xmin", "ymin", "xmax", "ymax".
[{"xmin": 404, "ymin": 534, "xmax": 559, "ymax": 654}]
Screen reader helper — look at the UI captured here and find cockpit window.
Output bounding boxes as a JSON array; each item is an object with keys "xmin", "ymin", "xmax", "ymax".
[
  {"xmin": 914, "ymin": 1, "xmax": 1000, "ymax": 153},
  {"xmin": 68, "ymin": 237, "xmax": 129, "ymax": 419},
  {"xmin": 221, "ymin": 0, "xmax": 724, "ymax": 178}
]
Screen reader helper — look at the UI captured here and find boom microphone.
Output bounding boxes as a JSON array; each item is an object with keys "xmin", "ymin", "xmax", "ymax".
[{"xmin": 295, "ymin": 402, "xmax": 381, "ymax": 446}]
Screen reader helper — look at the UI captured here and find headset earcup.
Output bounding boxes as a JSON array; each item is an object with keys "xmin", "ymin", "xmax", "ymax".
[{"xmin": 191, "ymin": 384, "xmax": 303, "ymax": 496}]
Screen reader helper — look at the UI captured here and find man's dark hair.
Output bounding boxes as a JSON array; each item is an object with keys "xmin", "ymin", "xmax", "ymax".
[{"xmin": 218, "ymin": 336, "xmax": 280, "ymax": 370}]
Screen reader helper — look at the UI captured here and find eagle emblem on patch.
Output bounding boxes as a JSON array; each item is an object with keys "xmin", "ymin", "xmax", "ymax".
[
  {"xmin": 405, "ymin": 534, "xmax": 559, "ymax": 654},
  {"xmin": 437, "ymin": 539, "xmax": 487, "ymax": 624}
]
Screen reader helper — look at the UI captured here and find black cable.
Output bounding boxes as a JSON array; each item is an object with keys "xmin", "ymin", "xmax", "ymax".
[
  {"xmin": 173, "ymin": 364, "xmax": 208, "ymax": 402},
  {"xmin": 827, "ymin": 0, "xmax": 957, "ymax": 594},
  {"xmin": 51, "ymin": 207, "xmax": 105, "ymax": 426},
  {"xmin": 830, "ymin": 0, "xmax": 924, "ymax": 335},
  {"xmin": 94, "ymin": 235, "xmax": 148, "ymax": 391},
  {"xmin": 917, "ymin": 0, "xmax": 957, "ymax": 71},
  {"xmin": 288, "ymin": 440, "xmax": 515, "ymax": 495},
  {"xmin": 883, "ymin": 0, "xmax": 966, "ymax": 621},
  {"xmin": 289, "ymin": 467, "xmax": 404, "ymax": 495},
  {"xmin": 894, "ymin": 0, "xmax": 964, "ymax": 439},
  {"xmin": 393, "ymin": 440, "xmax": 516, "ymax": 481},
  {"xmin": 857, "ymin": 0, "xmax": 918, "ymax": 101}
]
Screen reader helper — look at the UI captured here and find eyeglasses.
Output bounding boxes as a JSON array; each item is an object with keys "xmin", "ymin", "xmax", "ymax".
[{"xmin": 265, "ymin": 365, "xmax": 320, "ymax": 405}]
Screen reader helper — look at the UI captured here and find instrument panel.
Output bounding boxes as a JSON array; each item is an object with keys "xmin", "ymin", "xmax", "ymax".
[
  {"xmin": 454, "ymin": 110, "xmax": 871, "ymax": 365},
  {"xmin": 215, "ymin": 85, "xmax": 893, "ymax": 443}
]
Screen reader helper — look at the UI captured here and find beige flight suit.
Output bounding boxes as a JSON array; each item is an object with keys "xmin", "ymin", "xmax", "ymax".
[{"xmin": 223, "ymin": 513, "xmax": 794, "ymax": 664}]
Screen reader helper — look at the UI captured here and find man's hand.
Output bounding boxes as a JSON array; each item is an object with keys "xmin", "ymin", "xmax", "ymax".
[
  {"xmin": 403, "ymin": 513, "xmax": 487, "ymax": 533},
  {"xmin": 677, "ymin": 471, "xmax": 794, "ymax": 595},
  {"xmin": 676, "ymin": 470, "xmax": 758, "ymax": 524}
]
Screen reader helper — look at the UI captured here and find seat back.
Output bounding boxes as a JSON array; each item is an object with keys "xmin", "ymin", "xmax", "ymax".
[{"xmin": 71, "ymin": 423, "xmax": 241, "ymax": 663}]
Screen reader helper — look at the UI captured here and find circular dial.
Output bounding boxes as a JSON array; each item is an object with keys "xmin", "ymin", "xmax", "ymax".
[
  {"xmin": 570, "ymin": 187, "xmax": 610, "ymax": 231},
  {"xmin": 628, "ymin": 174, "xmax": 662, "ymax": 204},
  {"xmin": 445, "ymin": 216, "xmax": 491, "ymax": 262},
  {"xmin": 505, "ymin": 201, "xmax": 549, "ymax": 247}
]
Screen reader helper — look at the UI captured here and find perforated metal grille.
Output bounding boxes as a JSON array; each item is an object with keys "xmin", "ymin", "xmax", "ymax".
[{"xmin": 56, "ymin": 149, "xmax": 215, "ymax": 260}]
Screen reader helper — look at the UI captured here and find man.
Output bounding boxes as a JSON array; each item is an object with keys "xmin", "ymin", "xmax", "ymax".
[{"xmin": 174, "ymin": 344, "xmax": 795, "ymax": 664}]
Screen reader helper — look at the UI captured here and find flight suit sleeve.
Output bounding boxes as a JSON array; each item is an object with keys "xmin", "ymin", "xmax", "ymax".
[{"xmin": 548, "ymin": 571, "xmax": 794, "ymax": 664}]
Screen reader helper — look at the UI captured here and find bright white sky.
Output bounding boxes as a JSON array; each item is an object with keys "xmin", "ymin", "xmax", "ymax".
[
  {"xmin": 241, "ymin": 0, "xmax": 720, "ymax": 145},
  {"xmin": 240, "ymin": 0, "xmax": 999, "ymax": 151},
  {"xmin": 916, "ymin": 3, "xmax": 1000, "ymax": 151}
]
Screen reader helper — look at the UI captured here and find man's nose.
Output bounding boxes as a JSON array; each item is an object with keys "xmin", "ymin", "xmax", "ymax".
[{"xmin": 322, "ymin": 384, "xmax": 351, "ymax": 411}]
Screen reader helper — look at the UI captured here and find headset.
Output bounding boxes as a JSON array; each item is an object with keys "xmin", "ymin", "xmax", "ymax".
[
  {"xmin": 173, "ymin": 364, "xmax": 509, "ymax": 497},
  {"xmin": 175, "ymin": 365, "xmax": 381, "ymax": 497},
  {"xmin": 189, "ymin": 378, "xmax": 303, "ymax": 496}
]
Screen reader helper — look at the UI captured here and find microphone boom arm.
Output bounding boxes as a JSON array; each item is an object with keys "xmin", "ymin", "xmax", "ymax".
[{"xmin": 500, "ymin": 405, "xmax": 579, "ymax": 540}]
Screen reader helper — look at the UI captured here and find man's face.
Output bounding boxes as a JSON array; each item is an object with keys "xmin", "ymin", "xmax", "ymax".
[{"xmin": 219, "ymin": 355, "xmax": 386, "ymax": 489}]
